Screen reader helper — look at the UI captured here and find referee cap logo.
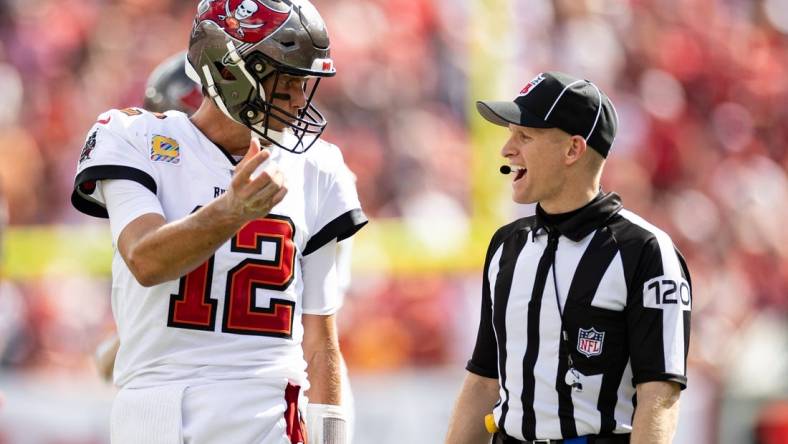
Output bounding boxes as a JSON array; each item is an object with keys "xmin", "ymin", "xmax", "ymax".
[
  {"xmin": 518, "ymin": 73, "xmax": 546, "ymax": 96},
  {"xmin": 476, "ymin": 71, "xmax": 619, "ymax": 158},
  {"xmin": 577, "ymin": 327, "xmax": 605, "ymax": 357}
]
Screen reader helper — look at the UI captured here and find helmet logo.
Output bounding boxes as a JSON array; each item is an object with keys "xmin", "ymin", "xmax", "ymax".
[
  {"xmin": 199, "ymin": 0, "xmax": 290, "ymax": 43},
  {"xmin": 234, "ymin": 0, "xmax": 258, "ymax": 20}
]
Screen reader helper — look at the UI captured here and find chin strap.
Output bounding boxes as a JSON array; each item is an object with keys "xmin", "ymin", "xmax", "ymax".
[{"xmin": 305, "ymin": 403, "xmax": 347, "ymax": 444}]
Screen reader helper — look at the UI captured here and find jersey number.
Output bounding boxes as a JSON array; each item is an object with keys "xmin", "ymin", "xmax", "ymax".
[
  {"xmin": 643, "ymin": 276, "xmax": 691, "ymax": 311},
  {"xmin": 167, "ymin": 215, "xmax": 297, "ymax": 338}
]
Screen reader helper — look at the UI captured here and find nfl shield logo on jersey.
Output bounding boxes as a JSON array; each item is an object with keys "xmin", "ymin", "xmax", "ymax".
[{"xmin": 577, "ymin": 327, "xmax": 605, "ymax": 357}]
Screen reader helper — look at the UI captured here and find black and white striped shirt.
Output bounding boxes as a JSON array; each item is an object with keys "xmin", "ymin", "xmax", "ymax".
[{"xmin": 467, "ymin": 192, "xmax": 691, "ymax": 441}]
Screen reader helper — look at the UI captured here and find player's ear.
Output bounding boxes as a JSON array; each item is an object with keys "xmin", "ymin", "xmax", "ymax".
[{"xmin": 565, "ymin": 135, "xmax": 587, "ymax": 166}]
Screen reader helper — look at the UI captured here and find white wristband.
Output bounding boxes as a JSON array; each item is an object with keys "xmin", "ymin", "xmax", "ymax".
[{"xmin": 305, "ymin": 403, "xmax": 347, "ymax": 444}]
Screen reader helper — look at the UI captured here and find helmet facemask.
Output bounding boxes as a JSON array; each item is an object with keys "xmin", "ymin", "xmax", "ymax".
[{"xmin": 235, "ymin": 51, "xmax": 328, "ymax": 154}]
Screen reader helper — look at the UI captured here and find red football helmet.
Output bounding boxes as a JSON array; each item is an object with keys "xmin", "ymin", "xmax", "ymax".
[
  {"xmin": 144, "ymin": 51, "xmax": 202, "ymax": 115},
  {"xmin": 187, "ymin": 0, "xmax": 336, "ymax": 153}
]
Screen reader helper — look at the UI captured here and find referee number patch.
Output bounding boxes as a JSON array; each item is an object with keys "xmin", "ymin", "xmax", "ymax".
[{"xmin": 643, "ymin": 276, "xmax": 691, "ymax": 311}]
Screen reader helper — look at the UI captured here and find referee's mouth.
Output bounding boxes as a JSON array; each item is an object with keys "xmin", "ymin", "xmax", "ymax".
[{"xmin": 514, "ymin": 167, "xmax": 527, "ymax": 181}]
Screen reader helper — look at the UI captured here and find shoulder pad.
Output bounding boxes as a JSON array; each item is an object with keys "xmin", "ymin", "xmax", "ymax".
[
  {"xmin": 303, "ymin": 139, "xmax": 346, "ymax": 174},
  {"xmin": 95, "ymin": 107, "xmax": 169, "ymax": 133}
]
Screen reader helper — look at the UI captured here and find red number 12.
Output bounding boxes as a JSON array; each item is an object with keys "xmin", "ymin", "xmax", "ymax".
[{"xmin": 167, "ymin": 215, "xmax": 297, "ymax": 338}]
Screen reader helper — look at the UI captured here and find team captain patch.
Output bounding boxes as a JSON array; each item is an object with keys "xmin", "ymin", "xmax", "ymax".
[
  {"xmin": 577, "ymin": 327, "xmax": 605, "ymax": 357},
  {"xmin": 151, "ymin": 135, "xmax": 180, "ymax": 164}
]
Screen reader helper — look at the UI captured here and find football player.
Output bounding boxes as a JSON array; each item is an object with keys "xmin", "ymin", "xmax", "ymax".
[
  {"xmin": 72, "ymin": 1, "xmax": 366, "ymax": 443},
  {"xmin": 95, "ymin": 45, "xmax": 359, "ymax": 443}
]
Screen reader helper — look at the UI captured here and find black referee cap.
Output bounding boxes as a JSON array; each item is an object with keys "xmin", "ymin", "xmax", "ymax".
[{"xmin": 476, "ymin": 71, "xmax": 619, "ymax": 158}]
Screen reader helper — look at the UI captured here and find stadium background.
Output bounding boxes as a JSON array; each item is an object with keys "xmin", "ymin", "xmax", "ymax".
[{"xmin": 1, "ymin": 0, "xmax": 787, "ymax": 442}]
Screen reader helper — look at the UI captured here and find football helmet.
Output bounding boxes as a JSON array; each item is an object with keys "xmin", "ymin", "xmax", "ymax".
[
  {"xmin": 187, "ymin": 0, "xmax": 336, "ymax": 153},
  {"xmin": 143, "ymin": 51, "xmax": 202, "ymax": 115}
]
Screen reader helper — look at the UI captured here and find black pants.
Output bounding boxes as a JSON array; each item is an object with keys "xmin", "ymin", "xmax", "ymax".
[{"xmin": 492, "ymin": 432, "xmax": 631, "ymax": 444}]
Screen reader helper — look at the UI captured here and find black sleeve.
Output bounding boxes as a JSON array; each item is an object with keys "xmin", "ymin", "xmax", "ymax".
[
  {"xmin": 71, "ymin": 165, "xmax": 157, "ymax": 218},
  {"xmin": 626, "ymin": 237, "xmax": 691, "ymax": 389},
  {"xmin": 302, "ymin": 209, "xmax": 368, "ymax": 255},
  {"xmin": 466, "ymin": 232, "xmax": 502, "ymax": 378}
]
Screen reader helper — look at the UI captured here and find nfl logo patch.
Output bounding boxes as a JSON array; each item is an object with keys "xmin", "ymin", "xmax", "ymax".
[
  {"xmin": 519, "ymin": 73, "xmax": 547, "ymax": 96},
  {"xmin": 577, "ymin": 327, "xmax": 605, "ymax": 357},
  {"xmin": 151, "ymin": 135, "xmax": 180, "ymax": 164}
]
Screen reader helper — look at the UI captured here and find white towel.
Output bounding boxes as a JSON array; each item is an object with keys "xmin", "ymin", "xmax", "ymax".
[{"xmin": 111, "ymin": 384, "xmax": 187, "ymax": 444}]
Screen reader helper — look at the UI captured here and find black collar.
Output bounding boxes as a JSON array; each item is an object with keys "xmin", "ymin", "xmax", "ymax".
[{"xmin": 534, "ymin": 192, "xmax": 623, "ymax": 242}]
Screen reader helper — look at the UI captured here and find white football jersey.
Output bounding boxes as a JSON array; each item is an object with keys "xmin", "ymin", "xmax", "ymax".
[{"xmin": 72, "ymin": 108, "xmax": 367, "ymax": 389}]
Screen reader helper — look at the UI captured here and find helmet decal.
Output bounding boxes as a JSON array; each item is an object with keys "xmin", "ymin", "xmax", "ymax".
[{"xmin": 198, "ymin": 0, "xmax": 291, "ymax": 43}]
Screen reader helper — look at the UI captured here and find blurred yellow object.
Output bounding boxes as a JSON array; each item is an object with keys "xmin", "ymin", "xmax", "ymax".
[
  {"xmin": 1, "ymin": 225, "xmax": 113, "ymax": 279},
  {"xmin": 485, "ymin": 413, "xmax": 499, "ymax": 433},
  {"xmin": 1, "ymin": 219, "xmax": 503, "ymax": 278}
]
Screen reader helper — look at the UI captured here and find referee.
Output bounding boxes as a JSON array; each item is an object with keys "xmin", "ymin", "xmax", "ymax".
[{"xmin": 445, "ymin": 72, "xmax": 691, "ymax": 444}]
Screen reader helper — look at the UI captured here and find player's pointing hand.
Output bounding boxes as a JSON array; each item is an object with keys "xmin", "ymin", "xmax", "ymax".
[{"xmin": 223, "ymin": 138, "xmax": 288, "ymax": 221}]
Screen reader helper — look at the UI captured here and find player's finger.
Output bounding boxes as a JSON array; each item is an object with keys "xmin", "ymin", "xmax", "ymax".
[
  {"xmin": 235, "ymin": 147, "xmax": 271, "ymax": 183},
  {"xmin": 249, "ymin": 179, "xmax": 281, "ymax": 205},
  {"xmin": 237, "ymin": 138, "xmax": 260, "ymax": 167},
  {"xmin": 248, "ymin": 187, "xmax": 287, "ymax": 217},
  {"xmin": 247, "ymin": 166, "xmax": 283, "ymax": 193},
  {"xmin": 246, "ymin": 180, "xmax": 287, "ymax": 214},
  {"xmin": 270, "ymin": 186, "xmax": 288, "ymax": 206},
  {"xmin": 247, "ymin": 171, "xmax": 285, "ymax": 206}
]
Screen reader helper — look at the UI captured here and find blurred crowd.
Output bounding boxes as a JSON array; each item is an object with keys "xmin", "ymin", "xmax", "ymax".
[
  {"xmin": 0, "ymin": 0, "xmax": 471, "ymax": 223},
  {"xmin": 0, "ymin": 0, "xmax": 787, "ymax": 442}
]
